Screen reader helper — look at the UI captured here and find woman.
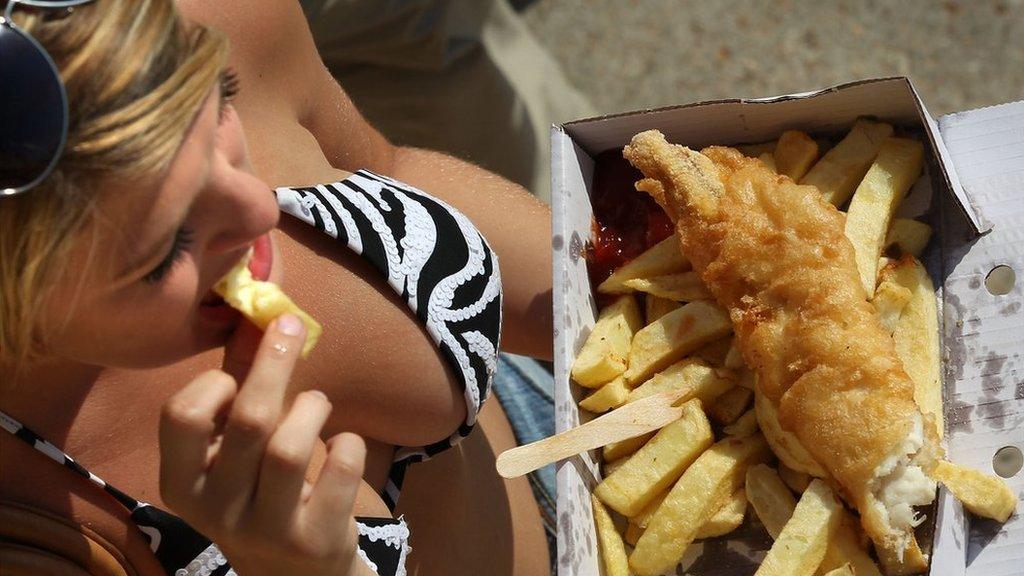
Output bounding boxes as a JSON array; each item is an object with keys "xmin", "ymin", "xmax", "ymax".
[{"xmin": 0, "ymin": 1, "xmax": 552, "ymax": 575}]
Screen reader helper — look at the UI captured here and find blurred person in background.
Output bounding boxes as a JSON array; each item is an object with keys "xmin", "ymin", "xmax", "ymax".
[{"xmin": 299, "ymin": 0, "xmax": 597, "ymax": 204}]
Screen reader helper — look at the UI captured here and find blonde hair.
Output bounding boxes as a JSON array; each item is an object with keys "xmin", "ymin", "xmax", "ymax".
[{"xmin": 0, "ymin": 0, "xmax": 229, "ymax": 366}]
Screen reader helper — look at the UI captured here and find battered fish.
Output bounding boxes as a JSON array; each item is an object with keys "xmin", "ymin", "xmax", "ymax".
[{"xmin": 623, "ymin": 130, "xmax": 941, "ymax": 560}]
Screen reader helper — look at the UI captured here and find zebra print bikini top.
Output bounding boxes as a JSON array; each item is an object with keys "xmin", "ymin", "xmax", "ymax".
[
  {"xmin": 0, "ymin": 170, "xmax": 502, "ymax": 576},
  {"xmin": 275, "ymin": 169, "xmax": 503, "ymax": 509}
]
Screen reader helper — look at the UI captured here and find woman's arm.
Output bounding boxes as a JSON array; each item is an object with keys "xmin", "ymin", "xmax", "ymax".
[{"xmin": 385, "ymin": 148, "xmax": 553, "ymax": 360}]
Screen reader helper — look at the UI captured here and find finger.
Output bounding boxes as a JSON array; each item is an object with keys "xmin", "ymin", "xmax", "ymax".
[
  {"xmin": 250, "ymin": 390, "xmax": 333, "ymax": 528},
  {"xmin": 203, "ymin": 314, "xmax": 306, "ymax": 522},
  {"xmin": 222, "ymin": 318, "xmax": 263, "ymax": 382},
  {"xmin": 303, "ymin": 432, "xmax": 366, "ymax": 533},
  {"xmin": 158, "ymin": 370, "xmax": 237, "ymax": 508}
]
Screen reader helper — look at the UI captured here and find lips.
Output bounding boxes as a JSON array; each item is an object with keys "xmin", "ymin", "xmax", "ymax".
[
  {"xmin": 249, "ymin": 233, "xmax": 272, "ymax": 282},
  {"xmin": 201, "ymin": 234, "xmax": 272, "ymax": 311}
]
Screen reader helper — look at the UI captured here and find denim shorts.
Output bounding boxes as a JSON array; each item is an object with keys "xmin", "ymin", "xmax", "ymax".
[{"xmin": 492, "ymin": 353, "xmax": 556, "ymax": 572}]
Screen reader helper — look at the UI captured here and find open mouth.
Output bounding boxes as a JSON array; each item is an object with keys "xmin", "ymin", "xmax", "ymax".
[
  {"xmin": 200, "ymin": 290, "xmax": 226, "ymax": 307},
  {"xmin": 200, "ymin": 233, "xmax": 273, "ymax": 311}
]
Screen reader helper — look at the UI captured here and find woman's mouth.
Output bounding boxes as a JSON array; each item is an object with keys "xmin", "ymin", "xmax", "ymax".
[
  {"xmin": 249, "ymin": 233, "xmax": 273, "ymax": 281},
  {"xmin": 198, "ymin": 234, "xmax": 273, "ymax": 326},
  {"xmin": 201, "ymin": 290, "xmax": 225, "ymax": 307}
]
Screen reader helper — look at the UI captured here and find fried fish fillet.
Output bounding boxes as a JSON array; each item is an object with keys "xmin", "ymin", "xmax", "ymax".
[{"xmin": 623, "ymin": 130, "xmax": 941, "ymax": 559}]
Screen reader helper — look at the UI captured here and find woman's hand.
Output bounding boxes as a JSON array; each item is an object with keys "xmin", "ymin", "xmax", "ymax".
[{"xmin": 159, "ymin": 314, "xmax": 374, "ymax": 576}]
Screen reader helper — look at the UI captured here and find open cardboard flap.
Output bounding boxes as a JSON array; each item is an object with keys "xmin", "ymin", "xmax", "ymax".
[{"xmin": 552, "ymin": 77, "xmax": 1022, "ymax": 575}]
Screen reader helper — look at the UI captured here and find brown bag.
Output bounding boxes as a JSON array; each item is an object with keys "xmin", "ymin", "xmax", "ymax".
[{"xmin": 0, "ymin": 501, "xmax": 135, "ymax": 576}]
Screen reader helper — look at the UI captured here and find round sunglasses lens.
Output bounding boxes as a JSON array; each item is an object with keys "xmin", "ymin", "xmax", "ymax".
[{"xmin": 1, "ymin": 24, "xmax": 66, "ymax": 193}]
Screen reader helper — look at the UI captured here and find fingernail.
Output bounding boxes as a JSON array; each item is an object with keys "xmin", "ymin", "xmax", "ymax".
[
  {"xmin": 276, "ymin": 313, "xmax": 303, "ymax": 336},
  {"xmin": 308, "ymin": 389, "xmax": 328, "ymax": 402}
]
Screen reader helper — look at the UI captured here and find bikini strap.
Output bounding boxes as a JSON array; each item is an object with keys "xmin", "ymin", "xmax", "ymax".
[{"xmin": 0, "ymin": 409, "xmax": 140, "ymax": 512}]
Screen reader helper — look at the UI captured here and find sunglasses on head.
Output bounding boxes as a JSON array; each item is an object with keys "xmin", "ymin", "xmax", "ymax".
[{"xmin": 1, "ymin": 0, "xmax": 95, "ymax": 197}]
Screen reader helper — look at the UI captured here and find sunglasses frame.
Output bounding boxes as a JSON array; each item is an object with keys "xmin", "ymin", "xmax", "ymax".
[{"xmin": 1, "ymin": 0, "xmax": 96, "ymax": 197}]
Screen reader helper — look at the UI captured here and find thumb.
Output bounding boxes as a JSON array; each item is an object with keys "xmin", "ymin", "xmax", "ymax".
[{"xmin": 221, "ymin": 318, "xmax": 263, "ymax": 382}]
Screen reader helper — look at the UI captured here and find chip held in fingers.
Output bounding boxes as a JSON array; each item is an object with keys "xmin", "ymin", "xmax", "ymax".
[{"xmin": 214, "ymin": 250, "xmax": 323, "ymax": 357}]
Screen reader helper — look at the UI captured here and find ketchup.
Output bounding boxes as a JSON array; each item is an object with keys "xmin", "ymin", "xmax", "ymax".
[{"xmin": 586, "ymin": 150, "xmax": 674, "ymax": 297}]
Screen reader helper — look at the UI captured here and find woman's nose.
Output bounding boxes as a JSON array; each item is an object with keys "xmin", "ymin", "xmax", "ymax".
[{"xmin": 200, "ymin": 171, "xmax": 280, "ymax": 254}]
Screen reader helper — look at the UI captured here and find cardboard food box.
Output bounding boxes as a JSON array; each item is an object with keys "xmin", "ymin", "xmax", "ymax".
[{"xmin": 551, "ymin": 77, "xmax": 1023, "ymax": 576}]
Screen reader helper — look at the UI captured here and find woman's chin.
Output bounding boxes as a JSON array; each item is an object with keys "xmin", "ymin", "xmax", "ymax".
[{"xmin": 194, "ymin": 302, "xmax": 242, "ymax": 348}]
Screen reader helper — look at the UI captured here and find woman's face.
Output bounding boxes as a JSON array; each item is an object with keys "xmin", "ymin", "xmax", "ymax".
[{"xmin": 41, "ymin": 77, "xmax": 280, "ymax": 368}]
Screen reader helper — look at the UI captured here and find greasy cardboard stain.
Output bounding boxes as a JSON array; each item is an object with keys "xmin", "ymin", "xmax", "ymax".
[
  {"xmin": 944, "ymin": 290, "xmax": 969, "ymax": 383},
  {"xmin": 569, "ymin": 231, "xmax": 584, "ymax": 264}
]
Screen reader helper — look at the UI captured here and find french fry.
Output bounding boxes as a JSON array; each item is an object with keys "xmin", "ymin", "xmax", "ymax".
[
  {"xmin": 645, "ymin": 293, "xmax": 681, "ymax": 323},
  {"xmin": 844, "ymin": 137, "xmax": 925, "ymax": 294},
  {"xmin": 821, "ymin": 564, "xmax": 854, "ymax": 576},
  {"xmin": 754, "ymin": 386, "xmax": 829, "ymax": 477},
  {"xmin": 694, "ymin": 335, "xmax": 734, "ymax": 367},
  {"xmin": 879, "ymin": 257, "xmax": 943, "ymax": 437},
  {"xmin": 707, "ymin": 386, "xmax": 753, "ymax": 425},
  {"xmin": 603, "ymin": 432, "xmax": 654, "ymax": 462},
  {"xmin": 571, "ymin": 295, "xmax": 643, "ymax": 388},
  {"xmin": 603, "ymin": 456, "xmax": 628, "ymax": 477},
  {"xmin": 876, "ymin": 535, "xmax": 929, "ymax": 576},
  {"xmin": 631, "ymin": 491, "xmax": 668, "ymax": 529},
  {"xmin": 629, "ymin": 434, "xmax": 771, "ymax": 576},
  {"xmin": 737, "ymin": 140, "xmax": 778, "ymax": 158},
  {"xmin": 598, "ymin": 236, "xmax": 691, "ymax": 294},
  {"xmin": 592, "ymin": 494, "xmax": 632, "ymax": 576},
  {"xmin": 634, "ymin": 489, "xmax": 745, "ymax": 537},
  {"xmin": 759, "ymin": 152, "xmax": 778, "ymax": 172},
  {"xmin": 777, "ymin": 462, "xmax": 811, "ymax": 493},
  {"xmin": 724, "ymin": 339, "xmax": 745, "ymax": 370},
  {"xmin": 871, "ymin": 275, "xmax": 912, "ymax": 334},
  {"xmin": 723, "ymin": 408, "xmax": 759, "ymax": 438},
  {"xmin": 885, "ymin": 218, "xmax": 932, "ymax": 257},
  {"xmin": 623, "ymin": 271, "xmax": 711, "ymax": 302},
  {"xmin": 754, "ymin": 479, "xmax": 842, "ymax": 576},
  {"xmin": 624, "ymin": 522, "xmax": 644, "ymax": 547},
  {"xmin": 214, "ymin": 253, "xmax": 323, "ymax": 357},
  {"xmin": 627, "ymin": 358, "xmax": 735, "ymax": 406},
  {"xmin": 931, "ymin": 460, "xmax": 1017, "ymax": 522},
  {"xmin": 745, "ymin": 464, "xmax": 798, "ymax": 539},
  {"xmin": 735, "ymin": 368, "xmax": 757, "ymax": 390},
  {"xmin": 800, "ymin": 119, "xmax": 894, "ymax": 207},
  {"xmin": 624, "ymin": 300, "xmax": 732, "ymax": 385},
  {"xmin": 596, "ymin": 399, "xmax": 714, "ymax": 516},
  {"xmin": 774, "ymin": 130, "xmax": 820, "ymax": 181},
  {"xmin": 747, "ymin": 466, "xmax": 880, "ymax": 576},
  {"xmin": 696, "ymin": 489, "xmax": 747, "ymax": 539},
  {"xmin": 817, "ymin": 515, "xmax": 883, "ymax": 576},
  {"xmin": 579, "ymin": 375, "xmax": 631, "ymax": 414}
]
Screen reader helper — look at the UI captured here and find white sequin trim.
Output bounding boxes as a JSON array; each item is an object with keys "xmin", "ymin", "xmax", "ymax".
[
  {"xmin": 356, "ymin": 546, "xmax": 379, "ymax": 574},
  {"xmin": 357, "ymin": 517, "xmax": 412, "ymax": 576},
  {"xmin": 174, "ymin": 543, "xmax": 229, "ymax": 576},
  {"xmin": 312, "ymin": 184, "xmax": 364, "ymax": 255},
  {"xmin": 346, "ymin": 171, "xmax": 501, "ymax": 426}
]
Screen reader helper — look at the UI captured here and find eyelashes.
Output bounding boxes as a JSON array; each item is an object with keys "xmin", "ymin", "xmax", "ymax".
[
  {"xmin": 142, "ymin": 226, "xmax": 194, "ymax": 285},
  {"xmin": 141, "ymin": 70, "xmax": 237, "ymax": 284},
  {"xmin": 218, "ymin": 67, "xmax": 240, "ymax": 121}
]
